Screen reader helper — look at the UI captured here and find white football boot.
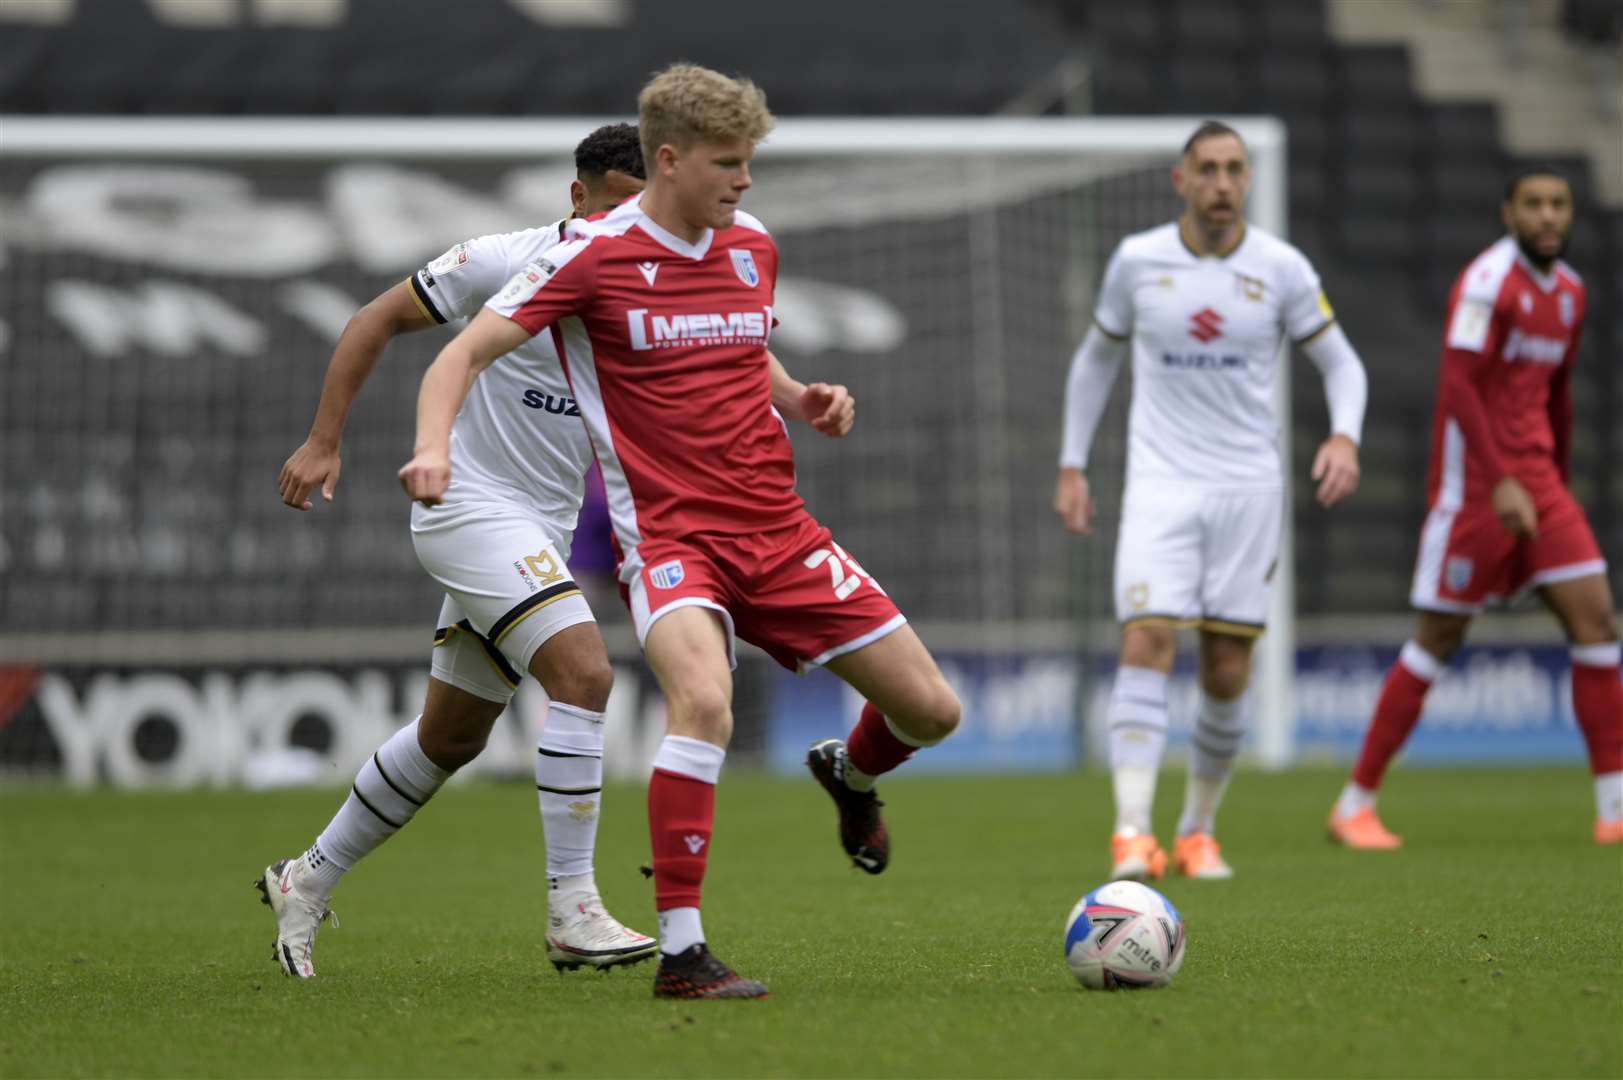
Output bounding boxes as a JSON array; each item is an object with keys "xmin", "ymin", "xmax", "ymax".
[
  {"xmin": 255, "ymin": 858, "xmax": 338, "ymax": 978},
  {"xmin": 545, "ymin": 881, "xmax": 657, "ymax": 972}
]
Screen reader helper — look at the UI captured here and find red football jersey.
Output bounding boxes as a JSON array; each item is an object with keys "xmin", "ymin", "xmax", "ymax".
[
  {"xmin": 485, "ymin": 197, "xmax": 801, "ymax": 567},
  {"xmin": 1427, "ymin": 236, "xmax": 1585, "ymax": 507}
]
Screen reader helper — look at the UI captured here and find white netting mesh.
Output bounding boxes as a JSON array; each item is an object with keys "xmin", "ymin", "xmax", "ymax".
[{"xmin": 0, "ymin": 135, "xmax": 1183, "ymax": 646}]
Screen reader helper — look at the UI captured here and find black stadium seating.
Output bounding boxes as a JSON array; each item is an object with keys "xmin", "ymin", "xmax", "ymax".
[
  {"xmin": 1072, "ymin": 0, "xmax": 1618, "ymax": 612},
  {"xmin": 1, "ymin": 0, "xmax": 1614, "ymax": 615}
]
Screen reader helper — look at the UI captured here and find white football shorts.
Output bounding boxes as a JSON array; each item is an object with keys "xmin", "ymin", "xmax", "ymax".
[
  {"xmin": 1112, "ymin": 484, "xmax": 1282, "ymax": 637},
  {"xmin": 412, "ymin": 507, "xmax": 596, "ymax": 704}
]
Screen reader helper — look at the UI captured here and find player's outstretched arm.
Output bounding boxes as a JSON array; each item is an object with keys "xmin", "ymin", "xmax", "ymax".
[
  {"xmin": 1299, "ymin": 323, "xmax": 1367, "ymax": 508},
  {"xmin": 279, "ymin": 281, "xmax": 436, "ymax": 511},
  {"xmin": 1054, "ymin": 325, "xmax": 1127, "ymax": 535},
  {"xmin": 400, "ymin": 309, "xmax": 530, "ymax": 506},
  {"xmin": 768, "ymin": 350, "xmax": 854, "ymax": 437}
]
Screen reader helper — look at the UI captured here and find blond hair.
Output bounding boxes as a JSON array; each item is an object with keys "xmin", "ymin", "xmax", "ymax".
[{"xmin": 638, "ymin": 63, "xmax": 774, "ymax": 164}]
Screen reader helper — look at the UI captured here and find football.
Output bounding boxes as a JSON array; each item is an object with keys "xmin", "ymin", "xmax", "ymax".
[{"xmin": 1063, "ymin": 880, "xmax": 1185, "ymax": 990}]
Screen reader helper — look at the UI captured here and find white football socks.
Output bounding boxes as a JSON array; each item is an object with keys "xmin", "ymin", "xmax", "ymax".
[
  {"xmin": 1108, "ymin": 665, "xmax": 1170, "ymax": 835},
  {"xmin": 1178, "ymin": 692, "xmax": 1247, "ymax": 837},
  {"xmin": 303, "ymin": 717, "xmax": 451, "ymax": 899},
  {"xmin": 1596, "ymin": 771, "xmax": 1623, "ymax": 824},
  {"xmin": 1335, "ymin": 781, "xmax": 1378, "ymax": 819},
  {"xmin": 535, "ymin": 702, "xmax": 607, "ymax": 880},
  {"xmin": 658, "ymin": 907, "xmax": 705, "ymax": 956}
]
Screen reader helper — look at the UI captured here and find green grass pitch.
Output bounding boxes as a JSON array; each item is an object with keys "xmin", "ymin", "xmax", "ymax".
[{"xmin": 2, "ymin": 766, "xmax": 1619, "ymax": 1078}]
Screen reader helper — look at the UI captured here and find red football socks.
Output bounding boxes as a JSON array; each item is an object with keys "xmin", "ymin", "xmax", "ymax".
[
  {"xmin": 1351, "ymin": 642, "xmax": 1440, "ymax": 790},
  {"xmin": 648, "ymin": 767, "xmax": 715, "ymax": 911},
  {"xmin": 1571, "ymin": 645, "xmax": 1623, "ymax": 776},
  {"xmin": 846, "ymin": 702, "xmax": 917, "ymax": 778}
]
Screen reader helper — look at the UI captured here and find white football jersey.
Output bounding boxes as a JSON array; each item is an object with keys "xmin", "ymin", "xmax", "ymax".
[
  {"xmin": 1095, "ymin": 222, "xmax": 1334, "ymax": 489},
  {"xmin": 406, "ymin": 220, "xmax": 591, "ymax": 554}
]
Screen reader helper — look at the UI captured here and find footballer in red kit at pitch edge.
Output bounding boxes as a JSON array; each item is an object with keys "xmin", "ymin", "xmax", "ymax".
[
  {"xmin": 488, "ymin": 198, "xmax": 905, "ymax": 672},
  {"xmin": 1331, "ymin": 168, "xmax": 1622, "ymax": 851},
  {"xmin": 1410, "ymin": 236, "xmax": 1598, "ymax": 613}
]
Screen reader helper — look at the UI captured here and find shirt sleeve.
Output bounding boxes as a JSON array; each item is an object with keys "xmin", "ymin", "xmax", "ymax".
[
  {"xmin": 1299, "ymin": 322, "xmax": 1368, "ymax": 444},
  {"xmin": 763, "ymin": 237, "xmax": 781, "ymax": 327},
  {"xmin": 484, "ymin": 237, "xmax": 595, "ymax": 336},
  {"xmin": 1283, "ymin": 250, "xmax": 1335, "ymax": 343},
  {"xmin": 408, "ymin": 233, "xmax": 526, "ymax": 324},
  {"xmin": 1092, "ymin": 245, "xmax": 1134, "ymax": 340},
  {"xmin": 1442, "ymin": 272, "xmax": 1510, "ymax": 358},
  {"xmin": 1058, "ymin": 325, "xmax": 1128, "ymax": 469}
]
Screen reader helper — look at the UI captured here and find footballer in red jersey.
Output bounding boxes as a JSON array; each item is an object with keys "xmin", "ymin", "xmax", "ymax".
[
  {"xmin": 1329, "ymin": 168, "xmax": 1622, "ymax": 849},
  {"xmin": 399, "ymin": 64, "xmax": 961, "ymax": 999}
]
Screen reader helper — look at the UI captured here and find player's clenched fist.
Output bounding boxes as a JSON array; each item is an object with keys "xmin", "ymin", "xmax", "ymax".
[
  {"xmin": 1053, "ymin": 468, "xmax": 1095, "ymax": 535},
  {"xmin": 800, "ymin": 382, "xmax": 855, "ymax": 437},
  {"xmin": 398, "ymin": 451, "xmax": 451, "ymax": 507}
]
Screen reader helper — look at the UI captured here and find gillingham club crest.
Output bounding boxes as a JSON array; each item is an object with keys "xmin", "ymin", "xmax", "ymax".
[
  {"xmin": 649, "ymin": 560, "xmax": 685, "ymax": 590},
  {"xmin": 1445, "ymin": 556, "xmax": 1473, "ymax": 593},
  {"xmin": 730, "ymin": 248, "xmax": 760, "ymax": 288}
]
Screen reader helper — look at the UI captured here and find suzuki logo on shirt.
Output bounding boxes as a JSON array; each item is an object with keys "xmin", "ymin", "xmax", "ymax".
[
  {"xmin": 521, "ymin": 390, "xmax": 580, "ymax": 415},
  {"xmin": 1501, "ymin": 328, "xmax": 1567, "ymax": 365},
  {"xmin": 626, "ymin": 307, "xmax": 773, "ymax": 351},
  {"xmin": 1188, "ymin": 308, "xmax": 1224, "ymax": 342}
]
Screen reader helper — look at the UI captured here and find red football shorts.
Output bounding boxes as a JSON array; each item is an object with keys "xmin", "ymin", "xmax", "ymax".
[
  {"xmin": 1410, "ymin": 484, "xmax": 1606, "ymax": 613},
  {"xmin": 623, "ymin": 514, "xmax": 905, "ymax": 672}
]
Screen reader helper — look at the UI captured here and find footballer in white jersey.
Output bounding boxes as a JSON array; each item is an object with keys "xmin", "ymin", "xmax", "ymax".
[
  {"xmin": 407, "ymin": 222, "xmax": 595, "ymax": 537},
  {"xmin": 406, "ymin": 221, "xmax": 606, "ymax": 693},
  {"xmin": 1054, "ymin": 121, "xmax": 1369, "ymax": 884},
  {"xmin": 263, "ymin": 121, "xmax": 856, "ymax": 983},
  {"xmin": 259, "ymin": 125, "xmax": 661, "ymax": 978}
]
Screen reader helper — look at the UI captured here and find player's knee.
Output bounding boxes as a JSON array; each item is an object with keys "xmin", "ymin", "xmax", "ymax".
[
  {"xmin": 1201, "ymin": 663, "xmax": 1249, "ymax": 702},
  {"xmin": 545, "ymin": 656, "xmax": 614, "ymax": 712},
  {"xmin": 418, "ymin": 712, "xmax": 495, "ymax": 770},
  {"xmin": 666, "ymin": 680, "xmax": 733, "ymax": 743},
  {"xmin": 908, "ymin": 682, "xmax": 961, "ymax": 743},
  {"xmin": 1415, "ymin": 615, "xmax": 1470, "ymax": 662},
  {"xmin": 1567, "ymin": 608, "xmax": 1619, "ymax": 647},
  {"xmin": 1121, "ymin": 625, "xmax": 1176, "ymax": 671}
]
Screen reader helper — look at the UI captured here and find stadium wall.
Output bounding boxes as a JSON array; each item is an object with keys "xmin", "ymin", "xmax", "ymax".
[{"xmin": 0, "ymin": 629, "xmax": 1591, "ymax": 790}]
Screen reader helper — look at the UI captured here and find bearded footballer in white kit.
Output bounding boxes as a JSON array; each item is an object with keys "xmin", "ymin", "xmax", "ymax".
[
  {"xmin": 257, "ymin": 124, "xmax": 856, "ymax": 979},
  {"xmin": 1054, "ymin": 121, "xmax": 1368, "ymax": 881}
]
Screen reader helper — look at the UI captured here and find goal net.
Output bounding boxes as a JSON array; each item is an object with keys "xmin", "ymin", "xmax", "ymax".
[{"xmin": 0, "ymin": 116, "xmax": 1293, "ymax": 777}]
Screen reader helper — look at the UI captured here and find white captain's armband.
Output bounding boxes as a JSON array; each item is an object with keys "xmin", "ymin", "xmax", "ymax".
[
  {"xmin": 428, "ymin": 241, "xmax": 472, "ymax": 276},
  {"xmin": 1446, "ymin": 298, "xmax": 1493, "ymax": 352}
]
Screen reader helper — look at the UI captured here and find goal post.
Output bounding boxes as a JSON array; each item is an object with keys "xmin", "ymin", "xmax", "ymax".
[{"xmin": 0, "ymin": 115, "xmax": 1295, "ymax": 770}]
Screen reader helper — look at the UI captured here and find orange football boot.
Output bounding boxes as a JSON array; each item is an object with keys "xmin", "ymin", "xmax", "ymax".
[
  {"xmin": 1109, "ymin": 832, "xmax": 1167, "ymax": 881},
  {"xmin": 1326, "ymin": 806, "xmax": 1402, "ymax": 849},
  {"xmin": 1595, "ymin": 818, "xmax": 1623, "ymax": 845},
  {"xmin": 1173, "ymin": 832, "xmax": 1234, "ymax": 879}
]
